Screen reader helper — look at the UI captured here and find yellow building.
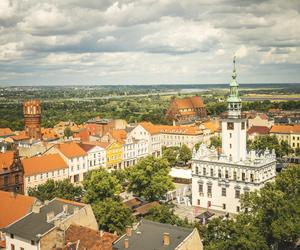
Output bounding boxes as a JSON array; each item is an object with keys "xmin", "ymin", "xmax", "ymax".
[
  {"xmin": 270, "ymin": 124, "xmax": 300, "ymax": 150},
  {"xmin": 106, "ymin": 141, "xmax": 123, "ymax": 170}
]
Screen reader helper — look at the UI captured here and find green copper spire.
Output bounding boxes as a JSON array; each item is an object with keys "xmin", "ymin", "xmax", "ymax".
[{"xmin": 227, "ymin": 56, "xmax": 242, "ymax": 118}]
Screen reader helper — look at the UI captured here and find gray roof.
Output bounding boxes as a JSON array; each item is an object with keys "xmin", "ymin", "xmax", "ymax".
[
  {"xmin": 4, "ymin": 198, "xmax": 84, "ymax": 242},
  {"xmin": 113, "ymin": 220, "xmax": 194, "ymax": 250}
]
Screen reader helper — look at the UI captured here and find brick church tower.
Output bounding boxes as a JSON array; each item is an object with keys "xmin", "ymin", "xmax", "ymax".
[{"xmin": 23, "ymin": 100, "xmax": 42, "ymax": 140}]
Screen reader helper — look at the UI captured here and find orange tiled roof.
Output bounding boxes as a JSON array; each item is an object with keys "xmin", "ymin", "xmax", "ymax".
[
  {"xmin": 22, "ymin": 153, "xmax": 68, "ymax": 176},
  {"xmin": 63, "ymin": 224, "xmax": 118, "ymax": 250},
  {"xmin": 11, "ymin": 131, "xmax": 30, "ymax": 141},
  {"xmin": 110, "ymin": 129, "xmax": 127, "ymax": 142},
  {"xmin": 174, "ymin": 96, "xmax": 205, "ymax": 110},
  {"xmin": 0, "ymin": 190, "xmax": 35, "ymax": 228},
  {"xmin": 0, "ymin": 128, "xmax": 13, "ymax": 137},
  {"xmin": 139, "ymin": 122, "xmax": 202, "ymax": 135},
  {"xmin": 248, "ymin": 126, "xmax": 270, "ymax": 135},
  {"xmin": 256, "ymin": 113, "xmax": 269, "ymax": 120},
  {"xmin": 56, "ymin": 142, "xmax": 87, "ymax": 158},
  {"xmin": 0, "ymin": 151, "xmax": 14, "ymax": 170},
  {"xmin": 84, "ymin": 141, "xmax": 110, "ymax": 149},
  {"xmin": 203, "ymin": 120, "xmax": 220, "ymax": 133},
  {"xmin": 270, "ymin": 124, "xmax": 300, "ymax": 134}
]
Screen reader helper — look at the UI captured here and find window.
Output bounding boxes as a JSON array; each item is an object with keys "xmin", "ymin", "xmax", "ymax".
[
  {"xmin": 4, "ymin": 176, "xmax": 9, "ymax": 185},
  {"xmin": 236, "ymin": 206, "xmax": 240, "ymax": 212},
  {"xmin": 199, "ymin": 184, "xmax": 203, "ymax": 194},
  {"xmin": 218, "ymin": 169, "xmax": 221, "ymax": 178},
  {"xmin": 242, "ymin": 172, "xmax": 245, "ymax": 181},
  {"xmin": 203, "ymin": 167, "xmax": 206, "ymax": 176},
  {"xmin": 233, "ymin": 171, "xmax": 237, "ymax": 180},
  {"xmin": 10, "ymin": 244, "xmax": 15, "ymax": 250},
  {"xmin": 229, "ymin": 143, "xmax": 232, "ymax": 149},
  {"xmin": 222, "ymin": 188, "xmax": 226, "ymax": 197},
  {"xmin": 222, "ymin": 203, "xmax": 226, "ymax": 210},
  {"xmin": 250, "ymin": 174, "xmax": 254, "ymax": 182},
  {"xmin": 225, "ymin": 170, "xmax": 228, "ymax": 179},
  {"xmin": 31, "ymin": 240, "xmax": 35, "ymax": 245},
  {"xmin": 195, "ymin": 166, "xmax": 199, "ymax": 175},
  {"xmin": 15, "ymin": 175, "xmax": 19, "ymax": 184},
  {"xmin": 235, "ymin": 189, "xmax": 240, "ymax": 198},
  {"xmin": 242, "ymin": 122, "xmax": 245, "ymax": 130},
  {"xmin": 197, "ymin": 199, "xmax": 200, "ymax": 205},
  {"xmin": 10, "ymin": 234, "xmax": 14, "ymax": 239},
  {"xmin": 210, "ymin": 168, "xmax": 214, "ymax": 177},
  {"xmin": 230, "ymin": 133, "xmax": 232, "ymax": 138},
  {"xmin": 227, "ymin": 122, "xmax": 234, "ymax": 130},
  {"xmin": 21, "ymin": 248, "xmax": 24, "ymax": 250},
  {"xmin": 207, "ymin": 185, "xmax": 212, "ymax": 197}
]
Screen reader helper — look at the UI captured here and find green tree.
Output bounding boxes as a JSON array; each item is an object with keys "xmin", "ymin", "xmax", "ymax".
[
  {"xmin": 178, "ymin": 144, "xmax": 192, "ymax": 165},
  {"xmin": 127, "ymin": 156, "xmax": 174, "ymax": 201},
  {"xmin": 28, "ymin": 179, "xmax": 83, "ymax": 202},
  {"xmin": 248, "ymin": 135, "xmax": 292, "ymax": 158},
  {"xmin": 162, "ymin": 147, "xmax": 179, "ymax": 166},
  {"xmin": 92, "ymin": 198, "xmax": 134, "ymax": 235},
  {"xmin": 83, "ymin": 168, "xmax": 121, "ymax": 203},
  {"xmin": 64, "ymin": 126, "xmax": 73, "ymax": 138},
  {"xmin": 146, "ymin": 204, "xmax": 190, "ymax": 227},
  {"xmin": 202, "ymin": 215, "xmax": 268, "ymax": 250},
  {"xmin": 209, "ymin": 136, "xmax": 221, "ymax": 148},
  {"xmin": 241, "ymin": 165, "xmax": 300, "ymax": 249}
]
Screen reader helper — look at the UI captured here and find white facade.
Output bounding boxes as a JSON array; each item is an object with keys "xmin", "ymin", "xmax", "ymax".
[
  {"xmin": 221, "ymin": 118, "xmax": 247, "ymax": 162},
  {"xmin": 122, "ymin": 135, "xmax": 148, "ymax": 168},
  {"xmin": 130, "ymin": 125, "xmax": 162, "ymax": 156},
  {"xmin": 86, "ymin": 145, "xmax": 106, "ymax": 170},
  {"xmin": 24, "ymin": 168, "xmax": 69, "ymax": 194},
  {"xmin": 58, "ymin": 154, "xmax": 88, "ymax": 183},
  {"xmin": 160, "ymin": 132, "xmax": 203, "ymax": 149},
  {"xmin": 192, "ymin": 145, "xmax": 276, "ymax": 214},
  {"xmin": 6, "ymin": 234, "xmax": 39, "ymax": 250}
]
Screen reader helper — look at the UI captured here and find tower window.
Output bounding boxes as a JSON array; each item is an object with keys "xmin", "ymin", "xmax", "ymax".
[
  {"xmin": 199, "ymin": 184, "xmax": 203, "ymax": 194},
  {"xmin": 223, "ymin": 203, "xmax": 226, "ymax": 210},
  {"xmin": 230, "ymin": 133, "xmax": 232, "ymax": 138},
  {"xmin": 227, "ymin": 122, "xmax": 234, "ymax": 130},
  {"xmin": 235, "ymin": 189, "xmax": 240, "ymax": 198},
  {"xmin": 230, "ymin": 144, "xmax": 232, "ymax": 149},
  {"xmin": 222, "ymin": 188, "xmax": 226, "ymax": 197},
  {"xmin": 242, "ymin": 122, "xmax": 245, "ymax": 130},
  {"xmin": 242, "ymin": 172, "xmax": 246, "ymax": 181}
]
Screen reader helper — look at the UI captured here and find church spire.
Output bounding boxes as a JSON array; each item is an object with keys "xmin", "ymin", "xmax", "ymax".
[{"xmin": 227, "ymin": 56, "xmax": 242, "ymax": 118}]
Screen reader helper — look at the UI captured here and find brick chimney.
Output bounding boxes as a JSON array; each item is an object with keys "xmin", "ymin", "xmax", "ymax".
[
  {"xmin": 163, "ymin": 232, "xmax": 170, "ymax": 246},
  {"xmin": 126, "ymin": 226, "xmax": 132, "ymax": 237},
  {"xmin": 124, "ymin": 239, "xmax": 129, "ymax": 249}
]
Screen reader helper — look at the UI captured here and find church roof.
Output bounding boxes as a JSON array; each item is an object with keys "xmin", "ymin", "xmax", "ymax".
[{"xmin": 174, "ymin": 96, "xmax": 205, "ymax": 110}]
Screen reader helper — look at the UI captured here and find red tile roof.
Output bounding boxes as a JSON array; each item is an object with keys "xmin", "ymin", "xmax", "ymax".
[
  {"xmin": 56, "ymin": 142, "xmax": 87, "ymax": 158},
  {"xmin": 0, "ymin": 128, "xmax": 13, "ymax": 137},
  {"xmin": 109, "ymin": 129, "xmax": 127, "ymax": 143},
  {"xmin": 139, "ymin": 122, "xmax": 202, "ymax": 135},
  {"xmin": 133, "ymin": 201, "xmax": 160, "ymax": 216},
  {"xmin": 0, "ymin": 151, "xmax": 14, "ymax": 170},
  {"xmin": 248, "ymin": 126, "xmax": 270, "ymax": 135},
  {"xmin": 22, "ymin": 154, "xmax": 68, "ymax": 176},
  {"xmin": 257, "ymin": 113, "xmax": 269, "ymax": 120},
  {"xmin": 0, "ymin": 191, "xmax": 35, "ymax": 228},
  {"xmin": 63, "ymin": 224, "xmax": 118, "ymax": 250},
  {"xmin": 270, "ymin": 124, "xmax": 300, "ymax": 134},
  {"xmin": 174, "ymin": 96, "xmax": 205, "ymax": 110}
]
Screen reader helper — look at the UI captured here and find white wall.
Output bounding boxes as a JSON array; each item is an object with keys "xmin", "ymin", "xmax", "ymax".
[{"xmin": 5, "ymin": 234, "xmax": 39, "ymax": 250}]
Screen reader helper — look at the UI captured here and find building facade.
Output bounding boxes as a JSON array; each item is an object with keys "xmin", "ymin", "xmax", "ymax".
[
  {"xmin": 166, "ymin": 96, "xmax": 207, "ymax": 124},
  {"xmin": 22, "ymin": 154, "xmax": 69, "ymax": 194},
  {"xmin": 270, "ymin": 124, "xmax": 300, "ymax": 150},
  {"xmin": 192, "ymin": 58, "xmax": 277, "ymax": 214},
  {"xmin": 106, "ymin": 141, "xmax": 123, "ymax": 170},
  {"xmin": 23, "ymin": 100, "xmax": 42, "ymax": 140},
  {"xmin": 0, "ymin": 150, "xmax": 24, "ymax": 194}
]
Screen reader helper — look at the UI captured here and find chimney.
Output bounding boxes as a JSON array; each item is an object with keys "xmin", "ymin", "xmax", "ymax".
[
  {"xmin": 63, "ymin": 205, "xmax": 68, "ymax": 214},
  {"xmin": 99, "ymin": 230, "xmax": 104, "ymax": 237},
  {"xmin": 163, "ymin": 233, "xmax": 170, "ymax": 246},
  {"xmin": 46, "ymin": 211, "xmax": 55, "ymax": 222},
  {"xmin": 126, "ymin": 226, "xmax": 132, "ymax": 237},
  {"xmin": 124, "ymin": 239, "xmax": 129, "ymax": 249},
  {"xmin": 32, "ymin": 204, "xmax": 41, "ymax": 214}
]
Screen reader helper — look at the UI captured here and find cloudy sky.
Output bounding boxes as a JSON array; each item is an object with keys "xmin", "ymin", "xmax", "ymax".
[{"xmin": 0, "ymin": 0, "xmax": 299, "ymax": 85}]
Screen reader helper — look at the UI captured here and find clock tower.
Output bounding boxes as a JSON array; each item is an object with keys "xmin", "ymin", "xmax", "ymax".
[{"xmin": 221, "ymin": 57, "xmax": 247, "ymax": 162}]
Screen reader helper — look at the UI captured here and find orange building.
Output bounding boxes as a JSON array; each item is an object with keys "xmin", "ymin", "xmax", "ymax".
[
  {"xmin": 166, "ymin": 96, "xmax": 207, "ymax": 124},
  {"xmin": 23, "ymin": 100, "xmax": 42, "ymax": 140}
]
